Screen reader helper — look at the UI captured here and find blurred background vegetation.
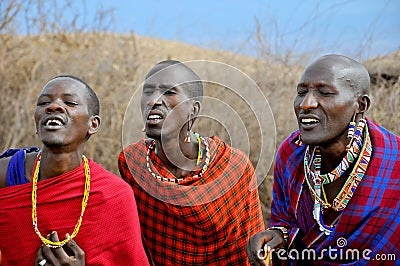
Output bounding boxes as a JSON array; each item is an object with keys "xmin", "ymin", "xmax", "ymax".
[{"xmin": 1, "ymin": 0, "xmax": 399, "ymax": 224}]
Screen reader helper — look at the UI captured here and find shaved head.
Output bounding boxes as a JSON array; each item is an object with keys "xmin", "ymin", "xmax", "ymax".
[
  {"xmin": 145, "ymin": 60, "xmax": 203, "ymax": 101},
  {"xmin": 307, "ymin": 54, "xmax": 370, "ymax": 97}
]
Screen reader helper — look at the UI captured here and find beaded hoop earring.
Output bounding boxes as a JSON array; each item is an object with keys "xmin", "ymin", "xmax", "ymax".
[
  {"xmin": 346, "ymin": 114, "xmax": 366, "ymax": 151},
  {"xmin": 347, "ymin": 113, "xmax": 357, "ymax": 139}
]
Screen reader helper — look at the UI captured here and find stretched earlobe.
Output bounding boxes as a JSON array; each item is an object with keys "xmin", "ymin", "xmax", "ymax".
[{"xmin": 184, "ymin": 114, "xmax": 193, "ymax": 143}]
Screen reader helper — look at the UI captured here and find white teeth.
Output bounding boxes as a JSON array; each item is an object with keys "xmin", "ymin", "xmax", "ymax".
[
  {"xmin": 302, "ymin": 118, "xmax": 319, "ymax": 123},
  {"xmin": 148, "ymin": 114, "xmax": 162, "ymax": 120},
  {"xmin": 46, "ymin": 119, "xmax": 63, "ymax": 126}
]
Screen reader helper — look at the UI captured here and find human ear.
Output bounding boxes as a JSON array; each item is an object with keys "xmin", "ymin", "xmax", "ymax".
[
  {"xmin": 88, "ymin": 115, "xmax": 101, "ymax": 135},
  {"xmin": 192, "ymin": 101, "xmax": 201, "ymax": 118},
  {"xmin": 357, "ymin": 95, "xmax": 371, "ymax": 115}
]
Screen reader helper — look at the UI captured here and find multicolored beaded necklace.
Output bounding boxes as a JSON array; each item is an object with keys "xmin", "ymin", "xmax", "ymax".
[
  {"xmin": 31, "ymin": 151, "xmax": 91, "ymax": 247},
  {"xmin": 304, "ymin": 119, "xmax": 372, "ymax": 235},
  {"xmin": 146, "ymin": 133, "xmax": 210, "ymax": 183},
  {"xmin": 304, "ymin": 119, "xmax": 366, "ymax": 185}
]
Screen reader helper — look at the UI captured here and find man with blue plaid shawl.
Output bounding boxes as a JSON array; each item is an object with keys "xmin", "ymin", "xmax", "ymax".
[{"xmin": 247, "ymin": 54, "xmax": 399, "ymax": 265}]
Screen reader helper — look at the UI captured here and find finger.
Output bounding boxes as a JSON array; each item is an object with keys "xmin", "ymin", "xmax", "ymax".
[
  {"xmin": 246, "ymin": 240, "xmax": 265, "ymax": 266},
  {"xmin": 245, "ymin": 236, "xmax": 252, "ymax": 258},
  {"xmin": 245, "ymin": 236, "xmax": 257, "ymax": 264},
  {"xmin": 42, "ymin": 240, "xmax": 60, "ymax": 266},
  {"xmin": 65, "ymin": 233, "xmax": 85, "ymax": 260},
  {"xmin": 246, "ymin": 234, "xmax": 270, "ymax": 266},
  {"xmin": 264, "ymin": 230, "xmax": 285, "ymax": 250},
  {"xmin": 252, "ymin": 231, "xmax": 274, "ymax": 259},
  {"xmin": 35, "ymin": 246, "xmax": 45, "ymax": 266},
  {"xmin": 49, "ymin": 231, "xmax": 70, "ymax": 264}
]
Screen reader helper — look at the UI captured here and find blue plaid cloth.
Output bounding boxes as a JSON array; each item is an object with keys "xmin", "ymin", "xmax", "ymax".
[{"xmin": 270, "ymin": 119, "xmax": 400, "ymax": 265}]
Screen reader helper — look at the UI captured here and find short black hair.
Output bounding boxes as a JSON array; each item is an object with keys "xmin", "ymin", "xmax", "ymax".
[
  {"xmin": 52, "ymin": 75, "xmax": 100, "ymax": 116},
  {"xmin": 147, "ymin": 60, "xmax": 204, "ymax": 101}
]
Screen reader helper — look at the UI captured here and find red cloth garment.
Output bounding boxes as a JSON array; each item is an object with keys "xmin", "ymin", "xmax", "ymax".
[
  {"xmin": 0, "ymin": 159, "xmax": 149, "ymax": 266},
  {"xmin": 118, "ymin": 136, "xmax": 265, "ymax": 265}
]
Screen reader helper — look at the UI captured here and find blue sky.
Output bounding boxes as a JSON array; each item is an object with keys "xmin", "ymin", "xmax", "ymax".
[{"xmin": 18, "ymin": 0, "xmax": 400, "ymax": 60}]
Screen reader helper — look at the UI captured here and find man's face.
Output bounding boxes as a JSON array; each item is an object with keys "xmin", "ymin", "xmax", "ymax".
[
  {"xmin": 141, "ymin": 64, "xmax": 194, "ymax": 140},
  {"xmin": 34, "ymin": 77, "xmax": 94, "ymax": 149},
  {"xmin": 293, "ymin": 60, "xmax": 358, "ymax": 146}
]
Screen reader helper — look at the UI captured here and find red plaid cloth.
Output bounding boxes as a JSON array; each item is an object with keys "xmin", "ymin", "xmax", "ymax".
[
  {"xmin": 0, "ymin": 160, "xmax": 149, "ymax": 266},
  {"xmin": 118, "ymin": 136, "xmax": 265, "ymax": 265}
]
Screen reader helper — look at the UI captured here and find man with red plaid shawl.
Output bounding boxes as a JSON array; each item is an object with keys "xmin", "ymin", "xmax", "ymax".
[
  {"xmin": 247, "ymin": 54, "xmax": 400, "ymax": 265},
  {"xmin": 118, "ymin": 60, "xmax": 265, "ymax": 265}
]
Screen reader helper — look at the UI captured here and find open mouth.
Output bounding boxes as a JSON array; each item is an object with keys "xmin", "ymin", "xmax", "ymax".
[
  {"xmin": 301, "ymin": 118, "xmax": 319, "ymax": 125},
  {"xmin": 300, "ymin": 117, "xmax": 320, "ymax": 129},
  {"xmin": 148, "ymin": 114, "xmax": 163, "ymax": 120},
  {"xmin": 43, "ymin": 117, "xmax": 65, "ymax": 129},
  {"xmin": 146, "ymin": 111, "xmax": 164, "ymax": 125}
]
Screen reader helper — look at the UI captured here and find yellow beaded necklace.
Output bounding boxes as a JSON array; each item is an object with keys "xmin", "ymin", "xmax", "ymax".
[{"xmin": 31, "ymin": 151, "xmax": 91, "ymax": 248}]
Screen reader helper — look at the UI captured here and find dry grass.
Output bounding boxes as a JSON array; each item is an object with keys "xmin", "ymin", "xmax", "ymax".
[{"xmin": 1, "ymin": 32, "xmax": 398, "ymax": 225}]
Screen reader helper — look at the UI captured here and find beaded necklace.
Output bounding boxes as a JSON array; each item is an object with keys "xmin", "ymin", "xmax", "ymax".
[
  {"xmin": 305, "ymin": 120, "xmax": 366, "ymax": 185},
  {"xmin": 304, "ymin": 119, "xmax": 372, "ymax": 235},
  {"xmin": 31, "ymin": 152, "xmax": 91, "ymax": 248},
  {"xmin": 146, "ymin": 134, "xmax": 210, "ymax": 183}
]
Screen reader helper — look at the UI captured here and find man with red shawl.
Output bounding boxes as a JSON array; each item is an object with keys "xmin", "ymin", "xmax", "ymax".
[
  {"xmin": 0, "ymin": 76, "xmax": 149, "ymax": 265},
  {"xmin": 246, "ymin": 55, "xmax": 400, "ymax": 265},
  {"xmin": 118, "ymin": 60, "xmax": 265, "ymax": 265}
]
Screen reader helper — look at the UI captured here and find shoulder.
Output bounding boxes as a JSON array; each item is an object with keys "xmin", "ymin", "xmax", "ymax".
[
  {"xmin": 119, "ymin": 140, "xmax": 147, "ymax": 161},
  {"xmin": 367, "ymin": 118, "xmax": 400, "ymax": 147},
  {"xmin": 84, "ymin": 161, "xmax": 141, "ymax": 218},
  {"xmin": 275, "ymin": 130, "xmax": 306, "ymax": 171},
  {"xmin": 209, "ymin": 135, "xmax": 250, "ymax": 162},
  {"xmin": 276, "ymin": 131, "xmax": 302, "ymax": 157},
  {"xmin": 366, "ymin": 119, "xmax": 400, "ymax": 174},
  {"xmin": 88, "ymin": 160, "xmax": 134, "ymax": 193},
  {"xmin": 89, "ymin": 160, "xmax": 124, "ymax": 183}
]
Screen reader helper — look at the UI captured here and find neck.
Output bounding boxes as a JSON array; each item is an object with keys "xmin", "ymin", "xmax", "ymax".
[
  {"xmin": 318, "ymin": 132, "xmax": 349, "ymax": 174},
  {"xmin": 154, "ymin": 132, "xmax": 199, "ymax": 174},
  {"xmin": 38, "ymin": 148, "xmax": 84, "ymax": 181}
]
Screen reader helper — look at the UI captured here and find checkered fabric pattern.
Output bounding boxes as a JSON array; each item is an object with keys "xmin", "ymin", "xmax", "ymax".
[
  {"xmin": 271, "ymin": 118, "xmax": 400, "ymax": 265},
  {"xmin": 118, "ymin": 136, "xmax": 265, "ymax": 265}
]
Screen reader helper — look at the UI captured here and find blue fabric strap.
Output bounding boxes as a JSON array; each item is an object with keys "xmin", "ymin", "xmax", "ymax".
[{"xmin": 0, "ymin": 147, "xmax": 40, "ymax": 186}]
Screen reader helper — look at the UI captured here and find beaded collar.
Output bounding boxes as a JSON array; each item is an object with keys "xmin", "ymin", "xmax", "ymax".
[
  {"xmin": 145, "ymin": 135, "xmax": 210, "ymax": 183},
  {"xmin": 304, "ymin": 119, "xmax": 366, "ymax": 185},
  {"xmin": 304, "ymin": 119, "xmax": 372, "ymax": 235}
]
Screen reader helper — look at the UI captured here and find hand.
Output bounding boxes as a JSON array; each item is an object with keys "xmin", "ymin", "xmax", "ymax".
[
  {"xmin": 246, "ymin": 229, "xmax": 286, "ymax": 266},
  {"xmin": 35, "ymin": 231, "xmax": 85, "ymax": 266}
]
